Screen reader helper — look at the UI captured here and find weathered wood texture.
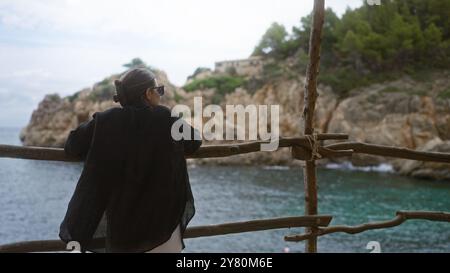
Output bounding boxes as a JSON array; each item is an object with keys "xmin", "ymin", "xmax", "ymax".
[
  {"xmin": 292, "ymin": 0, "xmax": 325, "ymax": 253},
  {"xmin": 0, "ymin": 215, "xmax": 332, "ymax": 253},
  {"xmin": 284, "ymin": 211, "xmax": 450, "ymax": 242}
]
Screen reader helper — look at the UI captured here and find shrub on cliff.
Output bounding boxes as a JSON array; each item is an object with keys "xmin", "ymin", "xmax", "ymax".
[
  {"xmin": 89, "ymin": 79, "xmax": 116, "ymax": 101},
  {"xmin": 183, "ymin": 75, "xmax": 246, "ymax": 103},
  {"xmin": 253, "ymin": 0, "xmax": 450, "ymax": 97}
]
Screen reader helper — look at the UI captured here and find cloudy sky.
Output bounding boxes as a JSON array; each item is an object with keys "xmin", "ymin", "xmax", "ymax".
[{"xmin": 0, "ymin": 0, "xmax": 363, "ymax": 127}]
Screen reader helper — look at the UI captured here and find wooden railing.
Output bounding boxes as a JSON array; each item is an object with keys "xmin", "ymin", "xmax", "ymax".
[
  {"xmin": 0, "ymin": 133, "xmax": 449, "ymax": 252},
  {"xmin": 1, "ymin": 0, "xmax": 449, "ymax": 253},
  {"xmin": 2, "ymin": 135, "xmax": 450, "ymax": 163},
  {"xmin": 0, "ymin": 216, "xmax": 332, "ymax": 252}
]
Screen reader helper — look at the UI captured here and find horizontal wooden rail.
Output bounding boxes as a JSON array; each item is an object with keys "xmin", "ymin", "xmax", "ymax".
[
  {"xmin": 284, "ymin": 211, "xmax": 450, "ymax": 242},
  {"xmin": 0, "ymin": 134, "xmax": 350, "ymax": 162},
  {"xmin": 0, "ymin": 215, "xmax": 332, "ymax": 253},
  {"xmin": 190, "ymin": 135, "xmax": 351, "ymax": 159},
  {"xmin": 2, "ymin": 134, "xmax": 450, "ymax": 163},
  {"xmin": 325, "ymin": 142, "xmax": 450, "ymax": 163}
]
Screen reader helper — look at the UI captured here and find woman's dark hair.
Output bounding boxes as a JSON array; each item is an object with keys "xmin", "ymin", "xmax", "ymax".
[{"xmin": 113, "ymin": 68, "xmax": 157, "ymax": 107}]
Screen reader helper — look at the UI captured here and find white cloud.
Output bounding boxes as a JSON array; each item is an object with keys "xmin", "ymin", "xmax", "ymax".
[
  {"xmin": 0, "ymin": 0, "xmax": 363, "ymax": 48},
  {"xmin": 0, "ymin": 0, "xmax": 363, "ymax": 127}
]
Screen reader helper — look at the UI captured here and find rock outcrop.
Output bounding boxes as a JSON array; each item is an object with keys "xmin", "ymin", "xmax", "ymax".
[
  {"xmin": 326, "ymin": 74, "xmax": 450, "ymax": 180},
  {"xmin": 393, "ymin": 137, "xmax": 450, "ymax": 180},
  {"xmin": 19, "ymin": 64, "xmax": 450, "ymax": 180},
  {"xmin": 20, "ymin": 69, "xmax": 185, "ymax": 147}
]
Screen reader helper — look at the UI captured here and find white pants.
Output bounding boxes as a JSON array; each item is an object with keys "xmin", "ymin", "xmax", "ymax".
[{"xmin": 146, "ymin": 224, "xmax": 182, "ymax": 253}]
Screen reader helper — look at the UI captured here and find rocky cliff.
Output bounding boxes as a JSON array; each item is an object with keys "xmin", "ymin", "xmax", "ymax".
[
  {"xmin": 19, "ymin": 64, "xmax": 450, "ymax": 180},
  {"xmin": 20, "ymin": 68, "xmax": 185, "ymax": 147}
]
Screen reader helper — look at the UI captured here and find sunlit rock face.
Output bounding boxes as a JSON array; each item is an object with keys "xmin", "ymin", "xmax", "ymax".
[
  {"xmin": 20, "ymin": 65, "xmax": 450, "ymax": 180},
  {"xmin": 326, "ymin": 75, "xmax": 450, "ymax": 180},
  {"xmin": 19, "ymin": 69, "xmax": 182, "ymax": 147},
  {"xmin": 394, "ymin": 137, "xmax": 450, "ymax": 180}
]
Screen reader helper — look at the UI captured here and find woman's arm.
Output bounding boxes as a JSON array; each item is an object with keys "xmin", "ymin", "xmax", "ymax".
[
  {"xmin": 184, "ymin": 122, "xmax": 202, "ymax": 155},
  {"xmin": 64, "ymin": 113, "xmax": 97, "ymax": 160},
  {"xmin": 170, "ymin": 116, "xmax": 202, "ymax": 156}
]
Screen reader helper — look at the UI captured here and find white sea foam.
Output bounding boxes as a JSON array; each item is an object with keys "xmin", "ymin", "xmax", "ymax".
[
  {"xmin": 325, "ymin": 161, "xmax": 394, "ymax": 173},
  {"xmin": 262, "ymin": 165, "xmax": 290, "ymax": 170}
]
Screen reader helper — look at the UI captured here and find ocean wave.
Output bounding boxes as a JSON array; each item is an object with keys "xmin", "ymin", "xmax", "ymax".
[
  {"xmin": 262, "ymin": 165, "xmax": 290, "ymax": 170},
  {"xmin": 324, "ymin": 162, "xmax": 394, "ymax": 173}
]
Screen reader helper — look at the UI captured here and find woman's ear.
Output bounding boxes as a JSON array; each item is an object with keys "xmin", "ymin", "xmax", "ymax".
[{"xmin": 144, "ymin": 88, "xmax": 151, "ymax": 100}]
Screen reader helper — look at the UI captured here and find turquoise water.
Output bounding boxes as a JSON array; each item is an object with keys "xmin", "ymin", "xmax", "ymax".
[{"xmin": 0, "ymin": 127, "xmax": 449, "ymax": 252}]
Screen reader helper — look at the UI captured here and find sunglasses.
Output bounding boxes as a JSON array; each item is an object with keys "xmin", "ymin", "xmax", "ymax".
[{"xmin": 151, "ymin": 85, "xmax": 165, "ymax": 96}]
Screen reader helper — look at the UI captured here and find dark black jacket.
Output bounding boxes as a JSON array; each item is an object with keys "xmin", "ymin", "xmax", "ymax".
[{"xmin": 59, "ymin": 104, "xmax": 201, "ymax": 252}]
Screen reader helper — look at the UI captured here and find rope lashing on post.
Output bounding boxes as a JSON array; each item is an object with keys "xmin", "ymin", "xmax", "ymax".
[{"xmin": 305, "ymin": 132, "xmax": 322, "ymax": 161}]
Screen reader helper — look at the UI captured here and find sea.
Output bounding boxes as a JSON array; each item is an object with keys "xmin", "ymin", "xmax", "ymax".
[{"xmin": 0, "ymin": 126, "xmax": 449, "ymax": 252}]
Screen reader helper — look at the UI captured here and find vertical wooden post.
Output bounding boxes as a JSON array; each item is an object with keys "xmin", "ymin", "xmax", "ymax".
[{"xmin": 297, "ymin": 0, "xmax": 325, "ymax": 253}]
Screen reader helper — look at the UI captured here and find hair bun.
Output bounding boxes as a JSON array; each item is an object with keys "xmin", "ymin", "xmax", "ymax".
[
  {"xmin": 114, "ymin": 79, "xmax": 125, "ymax": 103},
  {"xmin": 114, "ymin": 79, "xmax": 123, "ymax": 90}
]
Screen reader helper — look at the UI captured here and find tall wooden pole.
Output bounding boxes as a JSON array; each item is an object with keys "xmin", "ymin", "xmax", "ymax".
[{"xmin": 301, "ymin": 0, "xmax": 325, "ymax": 253}]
